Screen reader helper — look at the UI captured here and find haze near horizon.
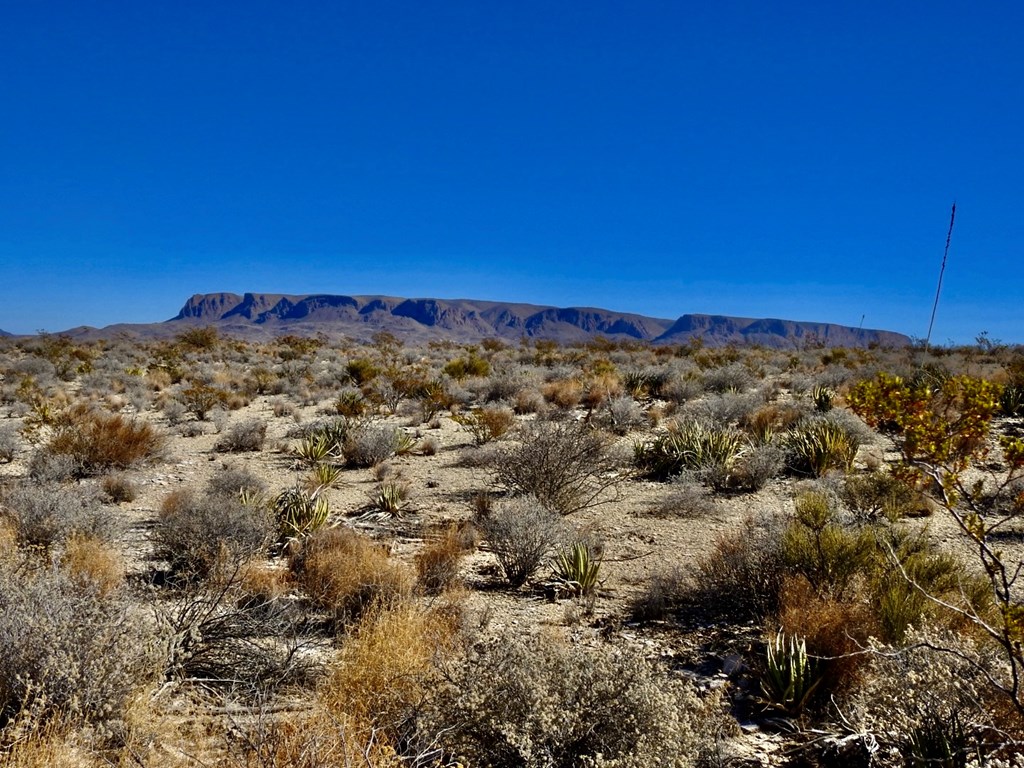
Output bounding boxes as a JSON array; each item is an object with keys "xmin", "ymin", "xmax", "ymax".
[{"xmin": 1, "ymin": 1, "xmax": 1021, "ymax": 344}]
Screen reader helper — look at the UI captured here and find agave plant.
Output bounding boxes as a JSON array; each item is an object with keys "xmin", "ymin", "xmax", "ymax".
[
  {"xmin": 307, "ymin": 461, "xmax": 344, "ymax": 491},
  {"xmin": 760, "ymin": 630, "xmax": 822, "ymax": 716},
  {"xmin": 274, "ymin": 486, "xmax": 330, "ymax": 541},
  {"xmin": 904, "ymin": 711, "xmax": 980, "ymax": 768}
]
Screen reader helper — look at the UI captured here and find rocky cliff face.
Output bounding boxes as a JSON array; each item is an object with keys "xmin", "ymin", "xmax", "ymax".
[{"xmin": 162, "ymin": 292, "xmax": 910, "ymax": 348}]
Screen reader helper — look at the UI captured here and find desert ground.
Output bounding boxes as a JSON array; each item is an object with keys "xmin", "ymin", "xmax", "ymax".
[{"xmin": 1, "ymin": 330, "xmax": 1022, "ymax": 767}]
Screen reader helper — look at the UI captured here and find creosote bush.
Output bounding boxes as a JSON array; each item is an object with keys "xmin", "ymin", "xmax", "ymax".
[{"xmin": 495, "ymin": 420, "xmax": 624, "ymax": 515}]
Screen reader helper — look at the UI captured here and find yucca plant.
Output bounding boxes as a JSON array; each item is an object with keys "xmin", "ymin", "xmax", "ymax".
[
  {"xmin": 552, "ymin": 541, "xmax": 602, "ymax": 596},
  {"xmin": 274, "ymin": 487, "xmax": 330, "ymax": 541},
  {"xmin": 634, "ymin": 420, "xmax": 746, "ymax": 481},
  {"xmin": 294, "ymin": 434, "xmax": 335, "ymax": 467},
  {"xmin": 785, "ymin": 420, "xmax": 858, "ymax": 477},
  {"xmin": 1000, "ymin": 383, "xmax": 1024, "ymax": 417},
  {"xmin": 760, "ymin": 630, "xmax": 822, "ymax": 716},
  {"xmin": 307, "ymin": 461, "xmax": 344, "ymax": 491},
  {"xmin": 394, "ymin": 430, "xmax": 418, "ymax": 456},
  {"xmin": 810, "ymin": 385, "xmax": 836, "ymax": 413},
  {"xmin": 370, "ymin": 480, "xmax": 410, "ymax": 517}
]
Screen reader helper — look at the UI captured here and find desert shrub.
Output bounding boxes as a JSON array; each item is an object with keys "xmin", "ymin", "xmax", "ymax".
[
  {"xmin": 730, "ymin": 442, "xmax": 786, "ymax": 491},
  {"xmin": 44, "ymin": 403, "xmax": 163, "ymax": 475},
  {"xmin": 478, "ymin": 495, "xmax": 566, "ymax": 587},
  {"xmin": 690, "ymin": 514, "xmax": 788, "ymax": 622},
  {"xmin": 177, "ymin": 382, "xmax": 227, "ymax": 420},
  {"xmin": 494, "ymin": 420, "xmax": 624, "ymax": 515},
  {"xmin": 663, "ymin": 373, "xmax": 705, "ymax": 405},
  {"xmin": 416, "ymin": 524, "xmax": 467, "ymax": 594},
  {"xmin": 703, "ymin": 362, "xmax": 754, "ymax": 393},
  {"xmin": 207, "ymin": 466, "xmax": 268, "ymax": 499},
  {"xmin": 784, "ymin": 417, "xmax": 859, "ymax": 477},
  {"xmin": 421, "ymin": 631, "xmax": 728, "ymax": 768},
  {"xmin": 781, "ymin": 491, "xmax": 876, "ymax": 598},
  {"xmin": 513, "ymin": 387, "xmax": 546, "ymax": 414},
  {"xmin": 0, "ymin": 566, "xmax": 159, "ymax": 730},
  {"xmin": 840, "ymin": 469, "xmax": 919, "ymax": 522},
  {"xmin": 453, "ymin": 405, "xmax": 516, "ymax": 444},
  {"xmin": 100, "ymin": 472, "xmax": 138, "ymax": 503},
  {"xmin": 155, "ymin": 489, "xmax": 274, "ymax": 581},
  {"xmin": 846, "ymin": 628, "xmax": 1012, "ymax": 757},
  {"xmin": 26, "ymin": 450, "xmax": 80, "ymax": 482},
  {"xmin": 0, "ymin": 423, "xmax": 20, "ymax": 463},
  {"xmin": 642, "ymin": 472, "xmax": 716, "ymax": 518},
  {"xmin": 596, "ymin": 394, "xmax": 646, "ymax": 435},
  {"xmin": 0, "ymin": 482, "xmax": 113, "ymax": 549},
  {"xmin": 290, "ymin": 527, "xmax": 414, "ymax": 627},
  {"xmin": 630, "ymin": 566, "xmax": 689, "ymax": 622},
  {"xmin": 685, "ymin": 390, "xmax": 763, "ymax": 426},
  {"xmin": 162, "ymin": 577, "xmax": 314, "ymax": 693},
  {"xmin": 344, "ymin": 424, "xmax": 400, "ymax": 467},
  {"xmin": 215, "ymin": 418, "xmax": 267, "ymax": 452},
  {"xmin": 443, "ymin": 353, "xmax": 490, "ymax": 380}
]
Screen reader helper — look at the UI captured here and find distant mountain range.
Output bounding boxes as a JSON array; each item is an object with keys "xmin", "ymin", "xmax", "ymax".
[
  {"xmin": 38, "ymin": 292, "xmax": 911, "ymax": 348},
  {"xmin": 160, "ymin": 292, "xmax": 906, "ymax": 348}
]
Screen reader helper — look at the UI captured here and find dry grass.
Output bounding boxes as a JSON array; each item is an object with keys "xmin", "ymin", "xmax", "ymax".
[
  {"xmin": 291, "ymin": 527, "xmax": 414, "ymax": 627},
  {"xmin": 319, "ymin": 602, "xmax": 460, "ymax": 748},
  {"xmin": 542, "ymin": 378, "xmax": 582, "ymax": 409},
  {"xmin": 415, "ymin": 524, "xmax": 468, "ymax": 594},
  {"xmin": 60, "ymin": 534, "xmax": 126, "ymax": 597}
]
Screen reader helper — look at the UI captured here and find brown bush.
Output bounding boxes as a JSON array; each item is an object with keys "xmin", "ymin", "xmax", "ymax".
[
  {"xmin": 45, "ymin": 403, "xmax": 163, "ymax": 475},
  {"xmin": 774, "ymin": 575, "xmax": 875, "ymax": 711},
  {"xmin": 100, "ymin": 472, "xmax": 138, "ymax": 503},
  {"xmin": 291, "ymin": 527, "xmax": 414, "ymax": 627}
]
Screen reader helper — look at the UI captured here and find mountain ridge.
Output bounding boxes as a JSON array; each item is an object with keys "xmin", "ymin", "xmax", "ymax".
[{"xmin": 157, "ymin": 292, "xmax": 910, "ymax": 348}]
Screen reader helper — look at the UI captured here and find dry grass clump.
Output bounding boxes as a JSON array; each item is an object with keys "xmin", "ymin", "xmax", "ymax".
[
  {"xmin": 100, "ymin": 472, "xmax": 138, "ymax": 503},
  {"xmin": 290, "ymin": 527, "xmax": 414, "ymax": 627},
  {"xmin": 420, "ymin": 631, "xmax": 730, "ymax": 767},
  {"xmin": 44, "ymin": 402, "xmax": 163, "ymax": 475},
  {"xmin": 416, "ymin": 523, "xmax": 470, "ymax": 594},
  {"xmin": 60, "ymin": 534, "xmax": 126, "ymax": 597},
  {"xmin": 453, "ymin": 405, "xmax": 516, "ymax": 444},
  {"xmin": 319, "ymin": 602, "xmax": 460, "ymax": 751},
  {"xmin": 541, "ymin": 378, "xmax": 582, "ymax": 409}
]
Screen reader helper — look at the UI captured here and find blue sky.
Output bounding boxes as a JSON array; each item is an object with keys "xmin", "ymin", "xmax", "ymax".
[{"xmin": 1, "ymin": 1, "xmax": 1021, "ymax": 343}]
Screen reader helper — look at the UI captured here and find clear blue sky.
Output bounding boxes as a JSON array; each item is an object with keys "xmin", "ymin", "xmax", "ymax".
[{"xmin": 1, "ymin": 1, "xmax": 1021, "ymax": 343}]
